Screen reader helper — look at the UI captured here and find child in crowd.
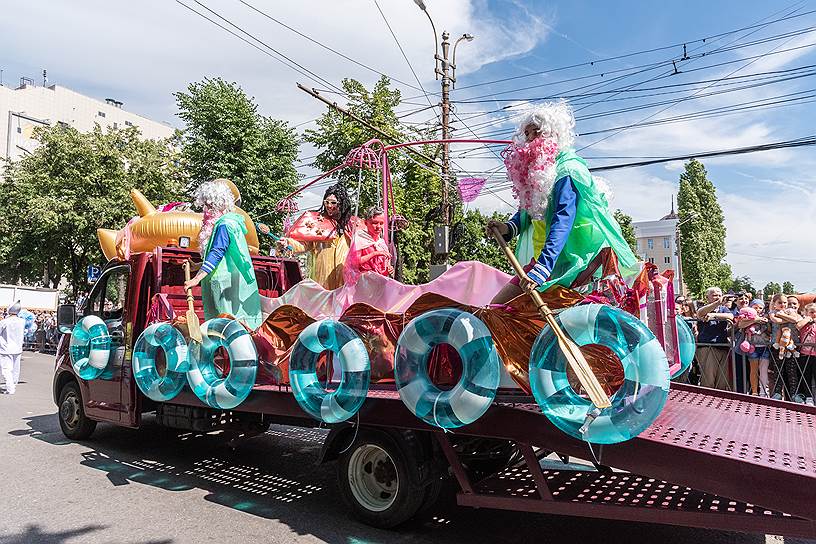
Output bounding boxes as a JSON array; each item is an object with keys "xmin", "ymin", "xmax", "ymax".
[
  {"xmin": 769, "ymin": 294, "xmax": 803, "ymax": 402},
  {"xmin": 738, "ymin": 300, "xmax": 770, "ymax": 396},
  {"xmin": 788, "ymin": 295, "xmax": 803, "ymax": 317},
  {"xmin": 796, "ymin": 303, "xmax": 816, "ymax": 404}
]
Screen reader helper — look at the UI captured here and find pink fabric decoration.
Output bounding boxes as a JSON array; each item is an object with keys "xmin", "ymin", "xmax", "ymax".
[
  {"xmin": 260, "ymin": 261, "xmax": 512, "ymax": 320},
  {"xmin": 457, "ymin": 177, "xmax": 486, "ymax": 203}
]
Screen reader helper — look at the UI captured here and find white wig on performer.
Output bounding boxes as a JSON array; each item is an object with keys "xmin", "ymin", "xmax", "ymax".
[
  {"xmin": 510, "ymin": 99, "xmax": 576, "ymax": 150},
  {"xmin": 194, "ymin": 179, "xmax": 236, "ymax": 255}
]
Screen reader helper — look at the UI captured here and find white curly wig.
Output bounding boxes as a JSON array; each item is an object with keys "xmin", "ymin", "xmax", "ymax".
[
  {"xmin": 194, "ymin": 179, "xmax": 235, "ymax": 214},
  {"xmin": 511, "ymin": 99, "xmax": 576, "ymax": 150}
]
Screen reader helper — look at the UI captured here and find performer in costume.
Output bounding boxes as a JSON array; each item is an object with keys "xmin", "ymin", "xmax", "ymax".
[
  {"xmin": 487, "ymin": 101, "xmax": 638, "ymax": 304},
  {"xmin": 183, "ymin": 179, "xmax": 263, "ymax": 329},
  {"xmin": 278, "ymin": 184, "xmax": 354, "ymax": 290},
  {"xmin": 344, "ymin": 206, "xmax": 393, "ymax": 285}
]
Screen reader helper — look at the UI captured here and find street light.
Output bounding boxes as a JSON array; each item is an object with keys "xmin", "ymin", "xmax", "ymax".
[
  {"xmin": 413, "ymin": 0, "xmax": 440, "ymax": 79},
  {"xmin": 451, "ymin": 33, "xmax": 475, "ymax": 89}
]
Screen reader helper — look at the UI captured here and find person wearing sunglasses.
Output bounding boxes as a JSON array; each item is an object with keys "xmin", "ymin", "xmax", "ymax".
[{"xmin": 278, "ymin": 184, "xmax": 354, "ymax": 289}]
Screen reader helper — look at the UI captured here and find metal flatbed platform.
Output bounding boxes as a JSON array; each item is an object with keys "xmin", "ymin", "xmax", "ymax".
[{"xmin": 239, "ymin": 381, "xmax": 816, "ymax": 537}]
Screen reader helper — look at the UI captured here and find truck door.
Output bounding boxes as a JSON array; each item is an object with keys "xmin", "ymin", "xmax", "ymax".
[{"xmin": 82, "ymin": 264, "xmax": 130, "ymax": 423}]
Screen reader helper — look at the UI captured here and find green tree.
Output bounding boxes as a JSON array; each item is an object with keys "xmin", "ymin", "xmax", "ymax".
[
  {"xmin": 613, "ymin": 209, "xmax": 637, "ymax": 254},
  {"xmin": 450, "ymin": 210, "xmax": 512, "ymax": 274},
  {"xmin": 0, "ymin": 125, "xmax": 186, "ymax": 296},
  {"xmin": 783, "ymin": 281, "xmax": 795, "ymax": 294},
  {"xmin": 304, "ymin": 76, "xmax": 444, "ymax": 283},
  {"xmin": 730, "ymin": 275, "xmax": 755, "ymax": 295},
  {"xmin": 763, "ymin": 282, "xmax": 782, "ymax": 297},
  {"xmin": 677, "ymin": 159, "xmax": 731, "ymax": 297},
  {"xmin": 174, "ymin": 78, "xmax": 299, "ymax": 237}
]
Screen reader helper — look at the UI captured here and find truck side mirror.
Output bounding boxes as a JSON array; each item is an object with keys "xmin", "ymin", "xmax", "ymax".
[{"xmin": 57, "ymin": 304, "xmax": 77, "ymax": 334}]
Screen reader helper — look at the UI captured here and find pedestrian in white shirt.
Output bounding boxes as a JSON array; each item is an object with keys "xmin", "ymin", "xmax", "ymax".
[{"xmin": 0, "ymin": 302, "xmax": 26, "ymax": 395}]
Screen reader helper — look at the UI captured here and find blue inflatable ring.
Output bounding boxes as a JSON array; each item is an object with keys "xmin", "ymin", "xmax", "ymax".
[
  {"xmin": 186, "ymin": 318, "xmax": 258, "ymax": 409},
  {"xmin": 289, "ymin": 320, "xmax": 371, "ymax": 423},
  {"xmin": 673, "ymin": 315, "xmax": 696, "ymax": 379},
  {"xmin": 395, "ymin": 308, "xmax": 501, "ymax": 429},
  {"xmin": 529, "ymin": 304, "xmax": 669, "ymax": 444},
  {"xmin": 69, "ymin": 315, "xmax": 112, "ymax": 380},
  {"xmin": 133, "ymin": 323, "xmax": 189, "ymax": 402}
]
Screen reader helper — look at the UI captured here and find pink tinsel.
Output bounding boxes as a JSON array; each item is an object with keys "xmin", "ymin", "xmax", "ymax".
[
  {"xmin": 198, "ymin": 209, "xmax": 226, "ymax": 256},
  {"xmin": 457, "ymin": 177, "xmax": 486, "ymax": 203},
  {"xmin": 502, "ymin": 137, "xmax": 558, "ymax": 215}
]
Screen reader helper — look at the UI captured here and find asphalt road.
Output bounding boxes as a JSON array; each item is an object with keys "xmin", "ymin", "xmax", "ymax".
[{"xmin": 0, "ymin": 352, "xmax": 811, "ymax": 544}]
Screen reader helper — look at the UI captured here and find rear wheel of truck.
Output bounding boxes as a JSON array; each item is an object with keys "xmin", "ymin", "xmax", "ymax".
[
  {"xmin": 58, "ymin": 381, "xmax": 97, "ymax": 440},
  {"xmin": 337, "ymin": 429, "xmax": 428, "ymax": 528}
]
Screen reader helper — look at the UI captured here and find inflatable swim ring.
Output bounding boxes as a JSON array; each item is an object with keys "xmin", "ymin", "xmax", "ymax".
[
  {"xmin": 69, "ymin": 315, "xmax": 112, "ymax": 380},
  {"xmin": 186, "ymin": 318, "xmax": 258, "ymax": 409},
  {"xmin": 289, "ymin": 320, "xmax": 371, "ymax": 423},
  {"xmin": 394, "ymin": 308, "xmax": 501, "ymax": 429},
  {"xmin": 673, "ymin": 315, "xmax": 695, "ymax": 379},
  {"xmin": 529, "ymin": 304, "xmax": 669, "ymax": 444},
  {"xmin": 133, "ymin": 323, "xmax": 189, "ymax": 402}
]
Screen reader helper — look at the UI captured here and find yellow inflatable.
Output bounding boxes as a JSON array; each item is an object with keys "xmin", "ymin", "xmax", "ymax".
[{"xmin": 97, "ymin": 186, "xmax": 260, "ymax": 261}]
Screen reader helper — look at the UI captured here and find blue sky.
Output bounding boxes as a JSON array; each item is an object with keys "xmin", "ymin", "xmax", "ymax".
[{"xmin": 2, "ymin": 0, "xmax": 815, "ymax": 290}]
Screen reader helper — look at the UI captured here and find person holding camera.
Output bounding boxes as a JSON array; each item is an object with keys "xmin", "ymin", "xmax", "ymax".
[{"xmin": 695, "ymin": 286, "xmax": 735, "ymax": 390}]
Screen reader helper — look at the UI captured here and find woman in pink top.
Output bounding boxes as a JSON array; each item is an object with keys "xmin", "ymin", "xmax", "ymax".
[
  {"xmin": 344, "ymin": 206, "xmax": 393, "ymax": 286},
  {"xmin": 796, "ymin": 303, "xmax": 816, "ymax": 404}
]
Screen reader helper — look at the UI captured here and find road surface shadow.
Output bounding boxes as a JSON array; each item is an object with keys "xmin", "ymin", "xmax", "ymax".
[{"xmin": 10, "ymin": 413, "xmax": 786, "ymax": 544}]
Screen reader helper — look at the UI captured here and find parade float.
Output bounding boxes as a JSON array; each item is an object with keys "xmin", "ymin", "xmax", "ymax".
[{"xmin": 53, "ymin": 136, "xmax": 816, "ymax": 536}]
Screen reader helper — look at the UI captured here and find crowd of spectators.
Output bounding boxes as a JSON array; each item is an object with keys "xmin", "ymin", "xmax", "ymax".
[
  {"xmin": 0, "ymin": 307, "xmax": 59, "ymax": 353},
  {"xmin": 676, "ymin": 287, "xmax": 816, "ymax": 404}
]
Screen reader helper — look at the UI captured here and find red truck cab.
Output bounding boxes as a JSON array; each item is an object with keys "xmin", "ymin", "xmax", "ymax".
[{"xmin": 53, "ymin": 247, "xmax": 302, "ymax": 436}]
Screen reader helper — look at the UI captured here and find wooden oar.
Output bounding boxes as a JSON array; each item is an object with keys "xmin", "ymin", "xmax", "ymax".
[
  {"xmin": 183, "ymin": 260, "xmax": 203, "ymax": 343},
  {"xmin": 490, "ymin": 226, "xmax": 611, "ymax": 409}
]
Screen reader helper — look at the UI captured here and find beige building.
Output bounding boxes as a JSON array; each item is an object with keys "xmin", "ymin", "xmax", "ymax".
[
  {"xmin": 633, "ymin": 205, "xmax": 685, "ymax": 294},
  {"xmin": 1, "ymin": 79, "xmax": 173, "ymax": 161}
]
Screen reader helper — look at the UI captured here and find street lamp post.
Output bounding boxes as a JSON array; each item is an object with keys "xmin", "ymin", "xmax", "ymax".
[{"xmin": 414, "ymin": 1, "xmax": 473, "ymax": 269}]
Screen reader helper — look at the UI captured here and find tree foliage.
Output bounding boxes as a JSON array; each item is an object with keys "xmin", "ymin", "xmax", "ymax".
[
  {"xmin": 450, "ymin": 210, "xmax": 513, "ymax": 274},
  {"xmin": 763, "ymin": 282, "xmax": 782, "ymax": 297},
  {"xmin": 677, "ymin": 159, "xmax": 731, "ymax": 297},
  {"xmin": 304, "ymin": 77, "xmax": 448, "ymax": 283},
  {"xmin": 612, "ymin": 209, "xmax": 637, "ymax": 254},
  {"xmin": 174, "ymin": 77, "xmax": 299, "ymax": 236},
  {"xmin": 783, "ymin": 281, "xmax": 796, "ymax": 294},
  {"xmin": 729, "ymin": 275, "xmax": 755, "ymax": 295},
  {"xmin": 0, "ymin": 125, "xmax": 186, "ymax": 295}
]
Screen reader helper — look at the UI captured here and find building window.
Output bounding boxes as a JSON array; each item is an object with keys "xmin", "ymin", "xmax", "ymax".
[
  {"xmin": 113, "ymin": 122, "xmax": 118, "ymax": 129},
  {"xmin": 648, "ymin": 257, "xmax": 655, "ymax": 264},
  {"xmin": 16, "ymin": 127, "xmax": 21, "ymax": 133},
  {"xmin": 663, "ymin": 236, "xmax": 670, "ymax": 248},
  {"xmin": 98, "ymin": 111, "xmax": 106, "ymax": 118},
  {"xmin": 664, "ymin": 256, "xmax": 671, "ymax": 264},
  {"xmin": 647, "ymin": 238, "xmax": 654, "ymax": 250},
  {"xmin": 124, "ymin": 120, "xmax": 133, "ymax": 127}
]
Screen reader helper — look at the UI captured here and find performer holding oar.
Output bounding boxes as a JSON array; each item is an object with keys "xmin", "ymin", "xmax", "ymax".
[{"xmin": 487, "ymin": 101, "xmax": 640, "ymax": 410}]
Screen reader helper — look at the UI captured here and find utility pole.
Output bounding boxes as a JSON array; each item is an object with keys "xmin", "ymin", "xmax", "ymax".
[{"xmin": 439, "ymin": 30, "xmax": 451, "ymax": 227}]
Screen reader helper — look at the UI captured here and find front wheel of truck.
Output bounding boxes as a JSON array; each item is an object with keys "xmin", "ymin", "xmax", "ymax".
[{"xmin": 58, "ymin": 381, "xmax": 97, "ymax": 440}]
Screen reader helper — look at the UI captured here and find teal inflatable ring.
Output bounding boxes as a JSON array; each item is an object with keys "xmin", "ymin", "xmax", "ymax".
[
  {"xmin": 133, "ymin": 323, "xmax": 189, "ymax": 402},
  {"xmin": 529, "ymin": 304, "xmax": 670, "ymax": 444},
  {"xmin": 394, "ymin": 308, "xmax": 501, "ymax": 429},
  {"xmin": 673, "ymin": 315, "xmax": 696, "ymax": 379},
  {"xmin": 289, "ymin": 320, "xmax": 371, "ymax": 423},
  {"xmin": 186, "ymin": 318, "xmax": 258, "ymax": 409},
  {"xmin": 69, "ymin": 315, "xmax": 112, "ymax": 380}
]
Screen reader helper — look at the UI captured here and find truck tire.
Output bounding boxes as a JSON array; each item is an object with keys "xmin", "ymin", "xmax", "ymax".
[
  {"xmin": 58, "ymin": 381, "xmax": 97, "ymax": 440},
  {"xmin": 337, "ymin": 429, "xmax": 427, "ymax": 528}
]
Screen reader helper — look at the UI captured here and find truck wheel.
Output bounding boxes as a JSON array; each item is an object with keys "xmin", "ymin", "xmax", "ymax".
[
  {"xmin": 58, "ymin": 382, "xmax": 97, "ymax": 440},
  {"xmin": 338, "ymin": 430, "xmax": 427, "ymax": 528}
]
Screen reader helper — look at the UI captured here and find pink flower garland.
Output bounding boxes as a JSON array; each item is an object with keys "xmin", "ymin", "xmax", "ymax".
[{"xmin": 503, "ymin": 137, "xmax": 559, "ymax": 216}]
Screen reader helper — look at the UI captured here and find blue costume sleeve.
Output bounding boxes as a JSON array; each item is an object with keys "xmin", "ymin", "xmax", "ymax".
[
  {"xmin": 527, "ymin": 176, "xmax": 578, "ymax": 286},
  {"xmin": 200, "ymin": 224, "xmax": 230, "ymax": 275},
  {"xmin": 504, "ymin": 210, "xmax": 522, "ymax": 241}
]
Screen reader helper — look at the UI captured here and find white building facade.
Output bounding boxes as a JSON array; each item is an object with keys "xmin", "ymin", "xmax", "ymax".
[
  {"xmin": 633, "ymin": 210, "xmax": 685, "ymax": 295},
  {"xmin": 0, "ymin": 81, "xmax": 173, "ymax": 161}
]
